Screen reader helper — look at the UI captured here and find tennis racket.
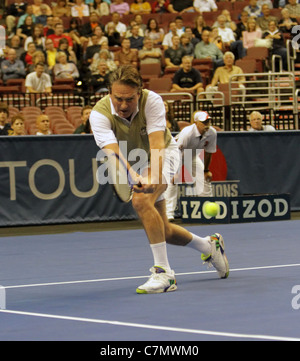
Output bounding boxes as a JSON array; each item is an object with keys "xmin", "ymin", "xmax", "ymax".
[{"xmin": 106, "ymin": 152, "xmax": 135, "ymax": 203}]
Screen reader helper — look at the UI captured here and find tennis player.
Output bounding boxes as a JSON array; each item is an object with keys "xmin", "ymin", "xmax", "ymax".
[
  {"xmin": 90, "ymin": 65, "xmax": 229, "ymax": 294},
  {"xmin": 165, "ymin": 110, "xmax": 217, "ymax": 221}
]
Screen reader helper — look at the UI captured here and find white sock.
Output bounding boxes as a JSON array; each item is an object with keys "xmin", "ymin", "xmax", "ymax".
[
  {"xmin": 150, "ymin": 242, "xmax": 171, "ymax": 272},
  {"xmin": 187, "ymin": 234, "xmax": 212, "ymax": 255}
]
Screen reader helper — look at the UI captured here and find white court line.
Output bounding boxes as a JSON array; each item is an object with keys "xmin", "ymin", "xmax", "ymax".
[
  {"xmin": 4, "ymin": 263, "xmax": 300, "ymax": 290},
  {"xmin": 0, "ymin": 308, "xmax": 299, "ymax": 341},
  {"xmin": 1, "ymin": 263, "xmax": 300, "ymax": 341}
]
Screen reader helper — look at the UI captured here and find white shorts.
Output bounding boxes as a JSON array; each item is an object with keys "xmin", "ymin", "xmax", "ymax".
[
  {"xmin": 139, "ymin": 137, "xmax": 180, "ymax": 202},
  {"xmin": 157, "ymin": 138, "xmax": 181, "ymax": 202}
]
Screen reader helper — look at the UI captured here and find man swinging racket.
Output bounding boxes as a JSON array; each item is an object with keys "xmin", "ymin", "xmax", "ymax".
[{"xmin": 90, "ymin": 65, "xmax": 229, "ymax": 294}]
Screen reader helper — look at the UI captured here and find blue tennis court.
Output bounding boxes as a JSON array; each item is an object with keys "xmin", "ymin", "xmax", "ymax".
[{"xmin": 0, "ymin": 219, "xmax": 300, "ymax": 341}]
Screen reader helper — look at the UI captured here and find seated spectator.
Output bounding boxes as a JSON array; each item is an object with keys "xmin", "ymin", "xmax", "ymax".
[
  {"xmin": 16, "ymin": 14, "xmax": 34, "ymax": 43},
  {"xmin": 74, "ymin": 106, "xmax": 93, "ymax": 134},
  {"xmin": 9, "ymin": 114, "xmax": 26, "ymax": 136},
  {"xmin": 52, "ymin": 0, "xmax": 71, "ymax": 18},
  {"xmin": 206, "ymin": 51, "xmax": 245, "ymax": 96},
  {"xmin": 90, "ymin": 48, "xmax": 117, "ymax": 74},
  {"xmin": 0, "ymin": 104, "xmax": 11, "ymax": 136},
  {"xmin": 85, "ymin": 34, "xmax": 102, "ymax": 65},
  {"xmin": 256, "ymin": 4, "xmax": 278, "ymax": 32},
  {"xmin": 164, "ymin": 34, "xmax": 186, "ymax": 67},
  {"xmin": 17, "ymin": 5, "xmax": 36, "ymax": 29},
  {"xmin": 216, "ymin": 15, "xmax": 236, "ymax": 48},
  {"xmin": 235, "ymin": 11, "xmax": 249, "ymax": 41},
  {"xmin": 105, "ymin": 12, "xmax": 127, "ymax": 39},
  {"xmin": 80, "ymin": 12, "xmax": 101, "ymax": 38},
  {"xmin": 162, "ymin": 21, "xmax": 178, "ymax": 50},
  {"xmin": 25, "ymin": 62, "xmax": 52, "ymax": 93},
  {"xmin": 110, "ymin": 0, "xmax": 130, "ymax": 16},
  {"xmin": 43, "ymin": 15, "xmax": 55, "ymax": 37},
  {"xmin": 35, "ymin": 4, "xmax": 50, "ymax": 26},
  {"xmin": 216, "ymin": 14, "xmax": 244, "ymax": 60},
  {"xmin": 242, "ymin": 17, "xmax": 262, "ymax": 51},
  {"xmin": 185, "ymin": 26, "xmax": 200, "ymax": 46},
  {"xmin": 171, "ymin": 55, "xmax": 204, "ymax": 95},
  {"xmin": 130, "ymin": 0, "xmax": 152, "ymax": 14},
  {"xmin": 86, "ymin": 25, "xmax": 108, "ymax": 47},
  {"xmin": 243, "ymin": 0, "xmax": 262, "ymax": 18},
  {"xmin": 53, "ymin": 52, "xmax": 79, "ymax": 80},
  {"xmin": 114, "ymin": 38, "xmax": 138, "ymax": 67},
  {"xmin": 125, "ymin": 19, "xmax": 145, "ymax": 38},
  {"xmin": 212, "ymin": 9, "xmax": 237, "ymax": 33},
  {"xmin": 99, "ymin": 40, "xmax": 112, "ymax": 54},
  {"xmin": 164, "ymin": 101, "xmax": 179, "ymax": 132},
  {"xmin": 6, "ymin": 0, "xmax": 26, "ymax": 36},
  {"xmin": 144, "ymin": 18, "xmax": 164, "ymax": 45},
  {"xmin": 194, "ymin": 0, "xmax": 218, "ymax": 14},
  {"xmin": 175, "ymin": 16, "xmax": 185, "ymax": 37},
  {"xmin": 45, "ymin": 38, "xmax": 57, "ymax": 71},
  {"xmin": 180, "ymin": 33, "xmax": 194, "ymax": 56},
  {"xmin": 24, "ymin": 23, "xmax": 45, "ymax": 51},
  {"xmin": 20, "ymin": 42, "xmax": 37, "ymax": 71},
  {"xmin": 1, "ymin": 48, "xmax": 26, "ymax": 82},
  {"xmin": 57, "ymin": 38, "xmax": 77, "ymax": 64},
  {"xmin": 248, "ymin": 111, "xmax": 276, "ymax": 131},
  {"xmin": 47, "ymin": 23, "xmax": 73, "ymax": 49},
  {"xmin": 194, "ymin": 29, "xmax": 224, "ymax": 69},
  {"xmin": 105, "ymin": 23, "xmax": 122, "ymax": 47},
  {"xmin": 92, "ymin": 0, "xmax": 110, "ymax": 17},
  {"xmin": 284, "ymin": 0, "xmax": 300, "ymax": 17},
  {"xmin": 138, "ymin": 37, "xmax": 162, "ymax": 64},
  {"xmin": 71, "ymin": 0, "xmax": 90, "ymax": 18},
  {"xmin": 32, "ymin": 0, "xmax": 52, "ymax": 16},
  {"xmin": 133, "ymin": 14, "xmax": 147, "ymax": 35},
  {"xmin": 28, "ymin": 50, "xmax": 50, "ymax": 74},
  {"xmin": 35, "ymin": 114, "xmax": 52, "ymax": 135},
  {"xmin": 192, "ymin": 14, "xmax": 211, "ymax": 41},
  {"xmin": 209, "ymin": 27, "xmax": 224, "ymax": 51},
  {"xmin": 167, "ymin": 0, "xmax": 194, "ymax": 13},
  {"xmin": 89, "ymin": 61, "xmax": 111, "ymax": 93},
  {"xmin": 262, "ymin": 20, "xmax": 288, "ymax": 70},
  {"xmin": 65, "ymin": 18, "xmax": 82, "ymax": 53},
  {"xmin": 151, "ymin": 0, "xmax": 171, "ymax": 13},
  {"xmin": 128, "ymin": 24, "xmax": 144, "ymax": 50},
  {"xmin": 278, "ymin": 8, "xmax": 298, "ymax": 33},
  {"xmin": 9, "ymin": 35, "xmax": 24, "ymax": 59}
]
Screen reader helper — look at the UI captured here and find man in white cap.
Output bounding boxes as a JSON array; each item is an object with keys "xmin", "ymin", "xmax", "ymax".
[{"xmin": 165, "ymin": 110, "xmax": 217, "ymax": 220}]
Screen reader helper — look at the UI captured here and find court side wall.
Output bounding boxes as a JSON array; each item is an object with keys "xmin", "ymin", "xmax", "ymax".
[{"xmin": 0, "ymin": 131, "xmax": 299, "ymax": 227}]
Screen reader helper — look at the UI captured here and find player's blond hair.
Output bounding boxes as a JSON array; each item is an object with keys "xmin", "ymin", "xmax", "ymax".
[{"xmin": 108, "ymin": 65, "xmax": 143, "ymax": 94}]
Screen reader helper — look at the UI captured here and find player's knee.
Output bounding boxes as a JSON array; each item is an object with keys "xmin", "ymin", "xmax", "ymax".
[{"xmin": 132, "ymin": 194, "xmax": 149, "ymax": 214}]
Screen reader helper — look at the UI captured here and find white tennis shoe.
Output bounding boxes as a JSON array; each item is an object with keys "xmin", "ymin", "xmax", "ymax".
[
  {"xmin": 201, "ymin": 233, "xmax": 229, "ymax": 279},
  {"xmin": 136, "ymin": 266, "xmax": 177, "ymax": 294}
]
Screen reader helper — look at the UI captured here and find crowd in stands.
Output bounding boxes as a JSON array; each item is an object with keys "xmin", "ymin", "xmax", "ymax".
[{"xmin": 0, "ymin": 0, "xmax": 299, "ymax": 134}]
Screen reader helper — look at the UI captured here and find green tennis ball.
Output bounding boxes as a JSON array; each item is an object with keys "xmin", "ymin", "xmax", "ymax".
[{"xmin": 203, "ymin": 202, "xmax": 220, "ymax": 217}]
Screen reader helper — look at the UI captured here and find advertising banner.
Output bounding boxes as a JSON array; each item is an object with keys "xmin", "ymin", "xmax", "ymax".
[
  {"xmin": 180, "ymin": 194, "xmax": 290, "ymax": 224},
  {"xmin": 0, "ymin": 131, "xmax": 299, "ymax": 226},
  {"xmin": 0, "ymin": 135, "xmax": 136, "ymax": 226}
]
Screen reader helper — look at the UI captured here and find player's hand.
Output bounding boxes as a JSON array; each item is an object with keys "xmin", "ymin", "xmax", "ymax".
[
  {"xmin": 132, "ymin": 173, "xmax": 157, "ymax": 193},
  {"xmin": 133, "ymin": 183, "xmax": 156, "ymax": 193},
  {"xmin": 130, "ymin": 171, "xmax": 143, "ymax": 187}
]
